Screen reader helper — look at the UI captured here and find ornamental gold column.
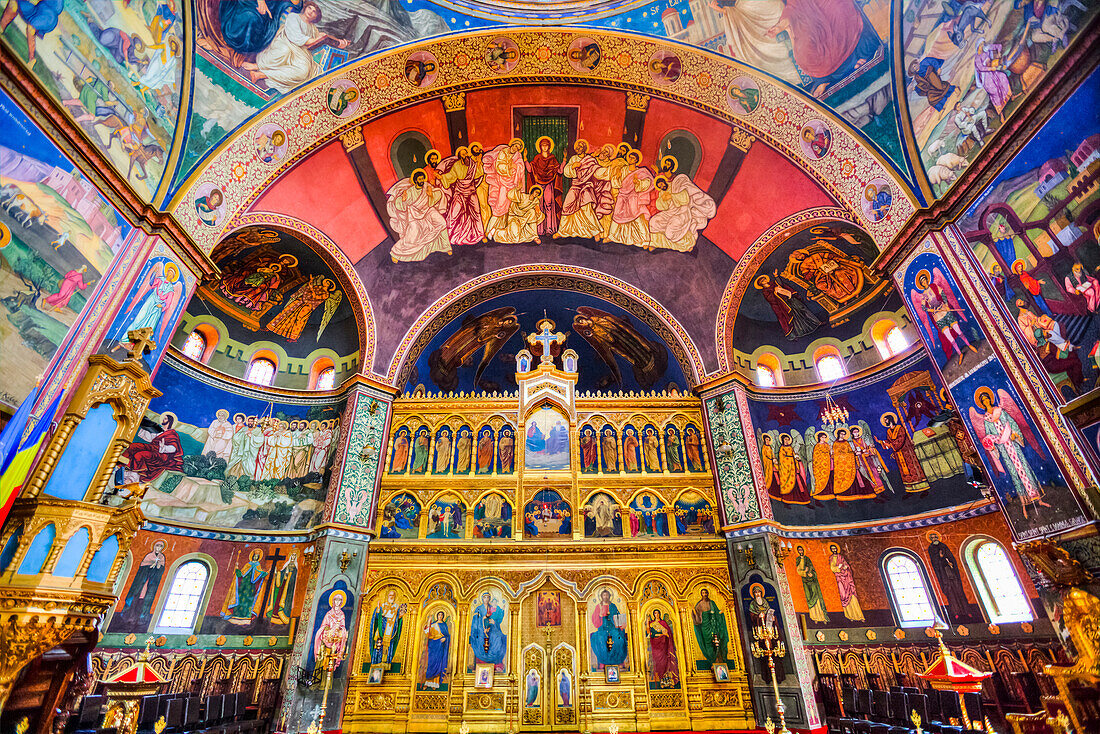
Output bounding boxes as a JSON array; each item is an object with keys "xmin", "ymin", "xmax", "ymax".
[{"xmin": 0, "ymin": 337, "xmax": 161, "ymax": 710}]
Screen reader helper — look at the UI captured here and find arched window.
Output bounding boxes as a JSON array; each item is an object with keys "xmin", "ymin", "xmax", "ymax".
[
  {"xmin": 885, "ymin": 326, "xmax": 907, "ymax": 355},
  {"xmin": 871, "ymin": 319, "xmax": 909, "ymax": 358},
  {"xmin": 315, "ymin": 366, "xmax": 336, "ymax": 390},
  {"xmin": 246, "ymin": 357, "xmax": 277, "ymax": 386},
  {"xmin": 882, "ymin": 552, "xmax": 938, "ymax": 627},
  {"xmin": 755, "ymin": 352, "xmax": 783, "ymax": 387},
  {"xmin": 155, "ymin": 561, "xmax": 210, "ymax": 633},
  {"xmin": 965, "ymin": 539, "xmax": 1033, "ymax": 623},
  {"xmin": 815, "ymin": 353, "xmax": 845, "ymax": 382},
  {"xmin": 181, "ymin": 330, "xmax": 207, "ymax": 360},
  {"xmin": 756, "ymin": 365, "xmax": 777, "ymax": 387}
]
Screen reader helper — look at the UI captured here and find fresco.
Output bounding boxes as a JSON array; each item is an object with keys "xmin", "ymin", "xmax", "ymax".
[
  {"xmin": 386, "ymin": 140, "xmax": 716, "ymax": 261},
  {"xmin": 898, "ymin": 252, "xmax": 1087, "ymax": 540},
  {"xmin": 410, "ymin": 289, "xmax": 688, "ymax": 394},
  {"xmin": 957, "ymin": 70, "xmax": 1100, "ymax": 401},
  {"xmin": 0, "ymin": 0, "xmax": 183, "ymax": 198},
  {"xmin": 747, "ymin": 355, "xmax": 986, "ymax": 526},
  {"xmin": 587, "ymin": 586, "xmax": 630, "ymax": 671},
  {"xmin": 106, "ymin": 531, "xmax": 308, "ymax": 643},
  {"xmin": 903, "ymin": 0, "xmax": 1099, "ymax": 195},
  {"xmin": 526, "ymin": 405, "xmax": 570, "ymax": 471},
  {"xmin": 116, "ymin": 362, "xmax": 345, "ymax": 531},
  {"xmin": 523, "ymin": 489, "xmax": 573, "ymax": 540},
  {"xmin": 732, "ymin": 221, "xmax": 896, "ymax": 360},
  {"xmin": 100, "ymin": 249, "xmax": 191, "ymax": 374},
  {"xmin": 189, "ymin": 226, "xmax": 358, "ymax": 366},
  {"xmin": 0, "ymin": 89, "xmax": 131, "ymax": 409},
  {"xmin": 740, "ymin": 575, "xmax": 788, "ymax": 679}
]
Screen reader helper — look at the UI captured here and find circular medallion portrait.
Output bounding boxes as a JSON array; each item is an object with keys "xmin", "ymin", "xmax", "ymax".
[
  {"xmin": 726, "ymin": 76, "xmax": 760, "ymax": 115},
  {"xmin": 648, "ymin": 50, "xmax": 682, "ymax": 84},
  {"xmin": 568, "ymin": 37, "xmax": 601, "ymax": 72},
  {"xmin": 326, "ymin": 79, "xmax": 361, "ymax": 118},
  {"xmin": 254, "ymin": 123, "xmax": 288, "ymax": 164},
  {"xmin": 799, "ymin": 119, "xmax": 832, "ymax": 160},
  {"xmin": 404, "ymin": 51, "xmax": 440, "ymax": 88},
  {"xmin": 862, "ymin": 178, "xmax": 893, "ymax": 222},
  {"xmin": 485, "ymin": 37, "xmax": 520, "ymax": 74},
  {"xmin": 194, "ymin": 183, "xmax": 225, "ymax": 228}
]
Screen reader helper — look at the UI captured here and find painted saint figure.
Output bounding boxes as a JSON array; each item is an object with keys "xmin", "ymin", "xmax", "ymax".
[
  {"xmin": 266, "ymin": 551, "xmax": 298, "ymax": 625},
  {"xmin": 692, "ymin": 588, "xmax": 729, "ymax": 669},
  {"xmin": 420, "ymin": 611, "xmax": 451, "ymax": 690},
  {"xmin": 927, "ymin": 532, "xmax": 970, "ymax": 623},
  {"xmin": 116, "ymin": 540, "xmax": 167, "ymax": 628},
  {"xmin": 224, "ymin": 549, "xmax": 268, "ymax": 625},
  {"xmin": 646, "ymin": 609, "xmax": 679, "ymax": 688},
  {"xmin": 469, "ymin": 592, "xmax": 507, "ymax": 671},
  {"xmin": 754, "ymin": 273, "xmax": 821, "ymax": 339},
  {"xmin": 387, "ymin": 169, "xmax": 451, "ymax": 263},
  {"xmin": 42, "ymin": 266, "xmax": 92, "ymax": 312},
  {"xmin": 370, "ymin": 589, "xmax": 407, "ymax": 665},
  {"xmin": 120, "ymin": 413, "xmax": 183, "ymax": 482},
  {"xmin": 795, "ymin": 546, "xmax": 829, "ymax": 623},
  {"xmin": 314, "ymin": 589, "xmax": 348, "ymax": 672},
  {"xmin": 878, "ymin": 413, "xmax": 928, "ymax": 492},
  {"xmin": 828, "ymin": 544, "xmax": 864, "ymax": 621},
  {"xmin": 528, "ymin": 136, "xmax": 561, "ymax": 235},
  {"xmin": 590, "ymin": 588, "xmax": 629, "ymax": 669},
  {"xmin": 580, "ymin": 427, "xmax": 598, "ymax": 472},
  {"xmin": 911, "ymin": 269, "xmax": 978, "ymax": 367}
]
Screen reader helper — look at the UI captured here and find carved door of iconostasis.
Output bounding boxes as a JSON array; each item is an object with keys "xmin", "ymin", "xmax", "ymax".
[{"xmin": 519, "ymin": 583, "xmax": 578, "ymax": 731}]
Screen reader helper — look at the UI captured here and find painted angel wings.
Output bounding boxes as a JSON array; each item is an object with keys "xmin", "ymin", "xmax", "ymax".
[{"xmin": 572, "ymin": 306, "xmax": 668, "ymax": 389}]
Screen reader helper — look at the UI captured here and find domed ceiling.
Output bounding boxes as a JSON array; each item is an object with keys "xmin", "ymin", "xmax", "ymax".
[{"xmin": 5, "ymin": 1, "xmax": 1094, "ymax": 388}]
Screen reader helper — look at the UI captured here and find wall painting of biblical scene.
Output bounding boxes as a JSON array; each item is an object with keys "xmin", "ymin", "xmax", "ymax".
[
  {"xmin": 525, "ymin": 404, "xmax": 570, "ymax": 471},
  {"xmin": 523, "ymin": 490, "xmax": 573, "ymax": 540},
  {"xmin": 746, "ymin": 353, "xmax": 985, "ymax": 526},
  {"xmin": 957, "ymin": 69, "xmax": 1100, "ymax": 403},
  {"xmin": 117, "ymin": 362, "xmax": 345, "ymax": 531},
  {"xmin": 0, "ymin": 88, "xmax": 130, "ymax": 409}
]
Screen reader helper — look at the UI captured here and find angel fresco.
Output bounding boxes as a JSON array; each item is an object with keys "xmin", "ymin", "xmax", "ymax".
[
  {"xmin": 265, "ymin": 274, "xmax": 341, "ymax": 342},
  {"xmin": 573, "ymin": 307, "xmax": 668, "ymax": 389},
  {"xmin": 106, "ymin": 258, "xmax": 185, "ymax": 361},
  {"xmin": 910, "ymin": 268, "xmax": 979, "ymax": 368},
  {"xmin": 428, "ymin": 307, "xmax": 520, "ymax": 392},
  {"xmin": 760, "ymin": 431, "xmax": 813, "ymax": 506},
  {"xmin": 969, "ymin": 387, "xmax": 1052, "ymax": 520},
  {"xmin": 645, "ymin": 609, "xmax": 679, "ymax": 689}
]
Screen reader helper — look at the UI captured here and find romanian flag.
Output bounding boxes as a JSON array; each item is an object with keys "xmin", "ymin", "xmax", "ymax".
[
  {"xmin": 0, "ymin": 390, "xmax": 64, "ymax": 527},
  {"xmin": 0, "ymin": 384, "xmax": 37, "ymax": 475}
]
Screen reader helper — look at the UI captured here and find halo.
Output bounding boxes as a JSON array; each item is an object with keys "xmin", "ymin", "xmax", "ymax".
[
  {"xmin": 655, "ymin": 174, "xmax": 670, "ymax": 188},
  {"xmin": 914, "ymin": 269, "xmax": 931, "ymax": 287},
  {"xmin": 1011, "ymin": 260, "xmax": 1025, "ymax": 273},
  {"xmin": 974, "ymin": 386, "xmax": 995, "ymax": 407},
  {"xmin": 879, "ymin": 411, "xmax": 897, "ymax": 427},
  {"xmin": 535, "ymin": 135, "xmax": 554, "ymax": 153},
  {"xmin": 574, "ymin": 138, "xmax": 589, "ymax": 153},
  {"xmin": 754, "ymin": 274, "xmax": 771, "ymax": 289},
  {"xmin": 233, "ymin": 412, "xmax": 246, "ymax": 422},
  {"xmin": 455, "ymin": 145, "xmax": 469, "ymax": 157},
  {"xmin": 925, "ymin": 529, "xmax": 942, "ymax": 544},
  {"xmin": 425, "ymin": 148, "xmax": 442, "ymax": 164},
  {"xmin": 509, "ymin": 137, "xmax": 526, "ymax": 151},
  {"xmin": 216, "ymin": 408, "xmax": 230, "ymax": 419},
  {"xmin": 270, "ymin": 130, "xmax": 286, "ymax": 146},
  {"xmin": 749, "ymin": 583, "xmax": 765, "ymax": 598},
  {"xmin": 161, "ymin": 410, "xmax": 178, "ymax": 425},
  {"xmin": 328, "ymin": 589, "xmax": 347, "ymax": 608},
  {"xmin": 410, "ymin": 167, "xmax": 427, "ymax": 185},
  {"xmin": 660, "ymin": 155, "xmax": 678, "ymax": 173},
  {"xmin": 864, "ymin": 184, "xmax": 877, "ymax": 200},
  {"xmin": 163, "ymin": 262, "xmax": 180, "ymax": 283}
]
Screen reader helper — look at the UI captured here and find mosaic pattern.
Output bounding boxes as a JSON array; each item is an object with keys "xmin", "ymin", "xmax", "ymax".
[
  {"xmin": 331, "ymin": 387, "xmax": 391, "ymax": 526},
  {"xmin": 704, "ymin": 392, "xmax": 760, "ymax": 526}
]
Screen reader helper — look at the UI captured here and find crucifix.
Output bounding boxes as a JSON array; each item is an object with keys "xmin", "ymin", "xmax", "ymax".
[
  {"xmin": 125, "ymin": 327, "xmax": 157, "ymax": 363},
  {"xmin": 257, "ymin": 547, "xmax": 287, "ymax": 624},
  {"xmin": 529, "ymin": 319, "xmax": 564, "ymax": 365}
]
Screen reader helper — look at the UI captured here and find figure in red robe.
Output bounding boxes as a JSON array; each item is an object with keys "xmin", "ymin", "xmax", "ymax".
[
  {"xmin": 766, "ymin": 0, "xmax": 879, "ymax": 92},
  {"xmin": 43, "ymin": 266, "xmax": 91, "ymax": 311},
  {"xmin": 121, "ymin": 413, "xmax": 183, "ymax": 482},
  {"xmin": 527, "ymin": 136, "xmax": 561, "ymax": 236}
]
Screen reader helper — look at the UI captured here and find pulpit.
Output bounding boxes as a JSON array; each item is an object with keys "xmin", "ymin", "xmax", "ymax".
[{"xmin": 918, "ymin": 628, "xmax": 991, "ymax": 730}]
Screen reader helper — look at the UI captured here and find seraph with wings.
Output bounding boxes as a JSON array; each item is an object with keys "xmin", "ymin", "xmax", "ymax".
[
  {"xmin": 909, "ymin": 267, "xmax": 967, "ymax": 359},
  {"xmin": 264, "ymin": 274, "xmax": 342, "ymax": 342},
  {"xmin": 968, "ymin": 388, "xmax": 1041, "ymax": 478},
  {"xmin": 428, "ymin": 307, "xmax": 521, "ymax": 391},
  {"xmin": 572, "ymin": 307, "xmax": 668, "ymax": 389}
]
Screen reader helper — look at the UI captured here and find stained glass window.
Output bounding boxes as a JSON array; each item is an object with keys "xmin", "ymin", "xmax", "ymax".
[
  {"xmin": 816, "ymin": 354, "xmax": 845, "ymax": 382},
  {"xmin": 316, "ymin": 366, "xmax": 336, "ymax": 390},
  {"xmin": 756, "ymin": 366, "xmax": 777, "ymax": 387},
  {"xmin": 885, "ymin": 326, "xmax": 908, "ymax": 356},
  {"xmin": 182, "ymin": 330, "xmax": 206, "ymax": 360},
  {"xmin": 156, "ymin": 561, "xmax": 209, "ymax": 632},
  {"xmin": 884, "ymin": 554, "xmax": 937, "ymax": 627},
  {"xmin": 968, "ymin": 540, "xmax": 1033, "ymax": 623},
  {"xmin": 246, "ymin": 358, "xmax": 277, "ymax": 386}
]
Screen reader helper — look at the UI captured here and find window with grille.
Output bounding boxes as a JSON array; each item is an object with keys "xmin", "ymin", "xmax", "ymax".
[
  {"xmin": 884, "ymin": 553, "xmax": 937, "ymax": 627},
  {"xmin": 247, "ymin": 357, "xmax": 277, "ymax": 386},
  {"xmin": 967, "ymin": 540, "xmax": 1033, "ymax": 623},
  {"xmin": 155, "ymin": 561, "xmax": 209, "ymax": 632}
]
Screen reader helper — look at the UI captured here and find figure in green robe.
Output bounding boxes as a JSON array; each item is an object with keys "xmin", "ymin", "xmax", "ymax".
[
  {"xmin": 795, "ymin": 546, "xmax": 829, "ymax": 623},
  {"xmin": 665, "ymin": 427, "xmax": 684, "ymax": 472},
  {"xmin": 265, "ymin": 552, "xmax": 298, "ymax": 625},
  {"xmin": 411, "ymin": 430, "xmax": 430, "ymax": 474},
  {"xmin": 224, "ymin": 549, "xmax": 268, "ymax": 625},
  {"xmin": 691, "ymin": 588, "xmax": 728, "ymax": 669}
]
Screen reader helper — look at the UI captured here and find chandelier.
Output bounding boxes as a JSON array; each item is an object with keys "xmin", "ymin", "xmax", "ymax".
[{"xmin": 819, "ymin": 393, "xmax": 848, "ymax": 427}]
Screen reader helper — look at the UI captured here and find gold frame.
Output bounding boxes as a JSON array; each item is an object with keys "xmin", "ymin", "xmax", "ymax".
[{"xmin": 473, "ymin": 663, "xmax": 495, "ymax": 689}]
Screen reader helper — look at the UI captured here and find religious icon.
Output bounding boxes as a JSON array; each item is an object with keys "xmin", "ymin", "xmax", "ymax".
[
  {"xmin": 370, "ymin": 588, "xmax": 407, "ymax": 666},
  {"xmin": 567, "ymin": 37, "xmax": 601, "ymax": 71},
  {"xmin": 726, "ymin": 76, "xmax": 760, "ymax": 115},
  {"xmin": 642, "ymin": 425, "xmax": 662, "ymax": 472},
  {"xmin": 367, "ymin": 665, "xmax": 385, "ymax": 685},
  {"xmin": 524, "ymin": 668, "xmax": 540, "ymax": 706},
  {"xmin": 584, "ymin": 492, "xmax": 622, "ymax": 538},
  {"xmin": 404, "ymin": 51, "xmax": 439, "ymax": 88},
  {"xmin": 485, "ymin": 37, "xmax": 519, "ymax": 73},
  {"xmin": 604, "ymin": 665, "xmax": 620, "ymax": 683},
  {"xmin": 622, "ymin": 426, "xmax": 641, "ymax": 473},
  {"xmin": 579, "ymin": 426, "xmax": 599, "ymax": 473},
  {"xmin": 969, "ymin": 387, "xmax": 1050, "ymax": 521},
  {"xmin": 314, "ymin": 588, "xmax": 349, "ymax": 673},
  {"xmin": 926, "ymin": 532, "xmax": 972, "ymax": 624},
  {"xmin": 473, "ymin": 494, "xmax": 512, "ymax": 538},
  {"xmin": 498, "ymin": 427, "xmax": 515, "ymax": 473},
  {"xmin": 418, "ymin": 609, "xmax": 451, "ymax": 691},
  {"xmin": 588, "ymin": 588, "xmax": 629, "ymax": 671},
  {"xmin": 799, "ymin": 120, "xmax": 832, "ymax": 160},
  {"xmin": 862, "ymin": 179, "xmax": 893, "ymax": 222},
  {"xmin": 469, "ymin": 592, "xmax": 508, "ymax": 672},
  {"xmin": 538, "ymin": 591, "xmax": 562, "ymax": 627},
  {"xmin": 827, "ymin": 544, "xmax": 864, "ymax": 622},
  {"xmin": 600, "ymin": 426, "xmax": 619, "ymax": 473},
  {"xmin": 105, "ymin": 257, "xmax": 185, "ymax": 361},
  {"xmin": 753, "ymin": 273, "xmax": 822, "ymax": 340},
  {"xmin": 265, "ymin": 550, "xmax": 298, "ymax": 625},
  {"xmin": 795, "ymin": 545, "xmax": 829, "ymax": 623},
  {"xmin": 558, "ymin": 669, "xmax": 572, "ymax": 706},
  {"xmin": 645, "ymin": 609, "xmax": 680, "ymax": 689},
  {"xmin": 524, "ymin": 490, "xmax": 572, "ymax": 539},
  {"xmin": 684, "ymin": 424, "xmax": 705, "ymax": 472},
  {"xmin": 433, "ymin": 426, "xmax": 453, "ymax": 474},
  {"xmin": 264, "ymin": 274, "xmax": 341, "ymax": 342},
  {"xmin": 526, "ymin": 405, "xmax": 570, "ymax": 471},
  {"xmin": 326, "ymin": 79, "xmax": 360, "ymax": 118},
  {"xmin": 692, "ymin": 587, "xmax": 729, "ymax": 670},
  {"xmin": 379, "ymin": 494, "xmax": 420, "ymax": 539},
  {"xmin": 194, "ymin": 184, "xmax": 224, "ymax": 227},
  {"xmin": 254, "ymin": 124, "xmax": 287, "ymax": 164},
  {"xmin": 476, "ymin": 425, "xmax": 496, "ymax": 475},
  {"xmin": 411, "ymin": 427, "xmax": 431, "ymax": 474},
  {"xmin": 390, "ymin": 427, "xmax": 411, "ymax": 474},
  {"xmin": 649, "ymin": 50, "xmax": 682, "ymax": 83},
  {"xmin": 223, "ymin": 548, "xmax": 268, "ymax": 625},
  {"xmin": 475, "ymin": 663, "xmax": 495, "ymax": 688},
  {"xmin": 113, "ymin": 540, "xmax": 167, "ymax": 630},
  {"xmin": 425, "ymin": 496, "xmax": 464, "ymax": 539},
  {"xmin": 712, "ymin": 663, "xmax": 730, "ymax": 682},
  {"xmin": 454, "ymin": 426, "xmax": 474, "ymax": 474}
]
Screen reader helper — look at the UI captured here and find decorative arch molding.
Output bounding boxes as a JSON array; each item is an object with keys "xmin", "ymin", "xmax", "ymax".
[
  {"xmin": 171, "ymin": 29, "xmax": 917, "ymax": 253},
  {"xmin": 218, "ymin": 213, "xmax": 378, "ymax": 376},
  {"xmin": 389, "ymin": 264, "xmax": 705, "ymax": 388},
  {"xmin": 714, "ymin": 206, "xmax": 854, "ymax": 375}
]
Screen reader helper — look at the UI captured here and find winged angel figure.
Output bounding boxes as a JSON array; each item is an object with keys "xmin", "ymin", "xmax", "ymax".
[
  {"xmin": 266, "ymin": 274, "xmax": 342, "ymax": 342},
  {"xmin": 428, "ymin": 306, "xmax": 520, "ymax": 391},
  {"xmin": 968, "ymin": 387, "xmax": 1052, "ymax": 519},
  {"xmin": 572, "ymin": 307, "xmax": 668, "ymax": 389}
]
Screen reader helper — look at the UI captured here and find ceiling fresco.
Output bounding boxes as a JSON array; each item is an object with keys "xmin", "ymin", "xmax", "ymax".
[{"xmin": 404, "ymin": 288, "xmax": 691, "ymax": 394}]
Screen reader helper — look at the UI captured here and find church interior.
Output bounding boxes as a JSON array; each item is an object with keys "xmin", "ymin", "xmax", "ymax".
[{"xmin": 0, "ymin": 1, "xmax": 1099, "ymax": 733}]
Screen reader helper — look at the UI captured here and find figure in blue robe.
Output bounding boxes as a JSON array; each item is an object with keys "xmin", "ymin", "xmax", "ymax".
[
  {"xmin": 589, "ymin": 589, "xmax": 628, "ymax": 669},
  {"xmin": 525, "ymin": 670, "xmax": 539, "ymax": 706},
  {"xmin": 558, "ymin": 670, "xmax": 571, "ymax": 706},
  {"xmin": 218, "ymin": 0, "xmax": 302, "ymax": 55},
  {"xmin": 421, "ymin": 612, "xmax": 450, "ymax": 690},
  {"xmin": 469, "ymin": 593, "xmax": 507, "ymax": 670}
]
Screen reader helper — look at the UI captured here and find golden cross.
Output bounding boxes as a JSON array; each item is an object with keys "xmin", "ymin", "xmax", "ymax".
[{"xmin": 126, "ymin": 327, "xmax": 157, "ymax": 363}]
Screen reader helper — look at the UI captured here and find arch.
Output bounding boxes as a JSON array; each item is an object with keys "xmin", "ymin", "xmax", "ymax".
[
  {"xmin": 414, "ymin": 598, "xmax": 459, "ymax": 692},
  {"xmin": 181, "ymin": 328, "xmax": 209, "ymax": 361},
  {"xmin": 472, "ymin": 491, "xmax": 513, "ymax": 539},
  {"xmin": 879, "ymin": 549, "xmax": 941, "ymax": 628},
  {"xmin": 390, "ymin": 130, "xmax": 434, "ymax": 180},
  {"xmin": 41, "ymin": 403, "xmax": 120, "ymax": 501},
  {"xmin": 309, "ymin": 357, "xmax": 337, "ymax": 390},
  {"xmin": 246, "ymin": 351, "xmax": 279, "ymax": 386},
  {"xmin": 174, "ymin": 31, "xmax": 916, "ymax": 256},
  {"xmin": 53, "ymin": 527, "xmax": 91, "ymax": 577},
  {"xmin": 152, "ymin": 555, "xmax": 217, "ymax": 634},
  {"xmin": 755, "ymin": 352, "xmax": 783, "ymax": 387},
  {"xmin": 18, "ymin": 523, "xmax": 56, "ymax": 575},
  {"xmin": 870, "ymin": 318, "xmax": 908, "ymax": 359},
  {"xmin": 639, "ymin": 596, "xmax": 685, "ymax": 690},
  {"xmin": 0, "ymin": 525, "xmax": 22, "ymax": 573},
  {"xmin": 963, "ymin": 537, "xmax": 1034, "ymax": 624},
  {"xmin": 86, "ymin": 534, "xmax": 122, "ymax": 584},
  {"xmin": 813, "ymin": 345, "xmax": 846, "ymax": 382},
  {"xmin": 657, "ymin": 129, "xmax": 702, "ymax": 179}
]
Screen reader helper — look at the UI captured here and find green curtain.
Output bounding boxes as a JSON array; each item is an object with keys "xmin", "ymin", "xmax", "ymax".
[{"xmin": 520, "ymin": 116, "xmax": 570, "ymax": 195}]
